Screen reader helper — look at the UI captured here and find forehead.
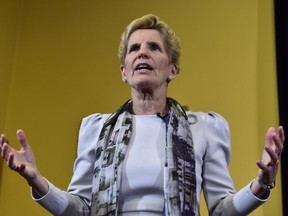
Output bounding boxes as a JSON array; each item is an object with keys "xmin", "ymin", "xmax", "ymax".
[{"xmin": 128, "ymin": 29, "xmax": 164, "ymax": 46}]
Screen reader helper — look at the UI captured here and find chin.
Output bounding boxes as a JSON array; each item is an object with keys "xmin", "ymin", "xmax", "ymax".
[{"xmin": 136, "ymin": 81, "xmax": 164, "ymax": 91}]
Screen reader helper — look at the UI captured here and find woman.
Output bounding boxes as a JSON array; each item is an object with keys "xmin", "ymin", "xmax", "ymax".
[{"xmin": 0, "ymin": 14, "xmax": 285, "ymax": 215}]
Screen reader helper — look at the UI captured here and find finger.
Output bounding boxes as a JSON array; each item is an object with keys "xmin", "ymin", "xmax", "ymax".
[
  {"xmin": 278, "ymin": 126, "xmax": 285, "ymax": 144},
  {"xmin": 272, "ymin": 133, "xmax": 283, "ymax": 155},
  {"xmin": 8, "ymin": 153, "xmax": 23, "ymax": 172},
  {"xmin": 264, "ymin": 146, "xmax": 278, "ymax": 164},
  {"xmin": 265, "ymin": 127, "xmax": 275, "ymax": 147},
  {"xmin": 0, "ymin": 134, "xmax": 3, "ymax": 147},
  {"xmin": 16, "ymin": 129, "xmax": 29, "ymax": 148},
  {"xmin": 256, "ymin": 160, "xmax": 270, "ymax": 171},
  {"xmin": 1, "ymin": 143, "xmax": 11, "ymax": 159},
  {"xmin": 0, "ymin": 134, "xmax": 7, "ymax": 147},
  {"xmin": 0, "ymin": 134, "xmax": 5, "ymax": 141},
  {"xmin": 19, "ymin": 163, "xmax": 26, "ymax": 174},
  {"xmin": 7, "ymin": 153, "xmax": 17, "ymax": 170}
]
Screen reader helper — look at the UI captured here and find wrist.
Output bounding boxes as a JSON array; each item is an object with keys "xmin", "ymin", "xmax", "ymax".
[
  {"xmin": 251, "ymin": 177, "xmax": 272, "ymax": 198},
  {"xmin": 26, "ymin": 171, "xmax": 49, "ymax": 197},
  {"xmin": 257, "ymin": 177, "xmax": 276, "ymax": 190}
]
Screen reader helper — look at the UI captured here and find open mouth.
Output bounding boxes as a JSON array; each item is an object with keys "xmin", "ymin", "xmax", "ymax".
[{"xmin": 135, "ymin": 63, "xmax": 153, "ymax": 72}]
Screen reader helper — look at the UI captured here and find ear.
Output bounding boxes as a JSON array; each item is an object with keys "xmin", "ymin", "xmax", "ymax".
[
  {"xmin": 120, "ymin": 65, "xmax": 127, "ymax": 82},
  {"xmin": 168, "ymin": 64, "xmax": 178, "ymax": 80}
]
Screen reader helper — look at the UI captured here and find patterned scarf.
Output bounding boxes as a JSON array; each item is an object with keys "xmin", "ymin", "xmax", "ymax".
[{"xmin": 90, "ymin": 98, "xmax": 196, "ymax": 216}]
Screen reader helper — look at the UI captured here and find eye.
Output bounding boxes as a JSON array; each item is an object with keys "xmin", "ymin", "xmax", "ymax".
[
  {"xmin": 149, "ymin": 43, "xmax": 162, "ymax": 51},
  {"xmin": 128, "ymin": 44, "xmax": 140, "ymax": 53}
]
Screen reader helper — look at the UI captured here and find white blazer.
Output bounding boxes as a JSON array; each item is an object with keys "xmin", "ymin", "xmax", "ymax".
[{"xmin": 33, "ymin": 112, "xmax": 269, "ymax": 215}]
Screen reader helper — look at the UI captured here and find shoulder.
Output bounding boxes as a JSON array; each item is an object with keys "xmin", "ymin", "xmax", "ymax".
[
  {"xmin": 187, "ymin": 111, "xmax": 230, "ymax": 146},
  {"xmin": 81, "ymin": 113, "xmax": 110, "ymax": 127},
  {"xmin": 78, "ymin": 113, "xmax": 111, "ymax": 137},
  {"xmin": 76, "ymin": 113, "xmax": 111, "ymax": 153},
  {"xmin": 189, "ymin": 111, "xmax": 231, "ymax": 160},
  {"xmin": 187, "ymin": 111, "xmax": 229, "ymax": 128}
]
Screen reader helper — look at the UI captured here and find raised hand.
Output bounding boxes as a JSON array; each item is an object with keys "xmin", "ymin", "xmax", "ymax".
[
  {"xmin": 257, "ymin": 126, "xmax": 285, "ymax": 184},
  {"xmin": 0, "ymin": 129, "xmax": 48, "ymax": 197},
  {"xmin": 1, "ymin": 130, "xmax": 37, "ymax": 176}
]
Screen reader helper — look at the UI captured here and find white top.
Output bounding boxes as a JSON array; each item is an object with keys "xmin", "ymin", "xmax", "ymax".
[{"xmin": 118, "ymin": 115, "xmax": 165, "ymax": 215}]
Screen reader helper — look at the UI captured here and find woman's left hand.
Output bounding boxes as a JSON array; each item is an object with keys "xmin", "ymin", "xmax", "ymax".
[{"xmin": 256, "ymin": 126, "xmax": 285, "ymax": 187}]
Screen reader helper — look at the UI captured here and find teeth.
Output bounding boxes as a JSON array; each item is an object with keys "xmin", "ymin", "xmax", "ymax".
[{"xmin": 137, "ymin": 63, "xmax": 151, "ymax": 70}]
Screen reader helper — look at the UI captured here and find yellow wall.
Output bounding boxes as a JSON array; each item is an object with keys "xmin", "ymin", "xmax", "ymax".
[
  {"xmin": 257, "ymin": 1, "xmax": 281, "ymax": 215},
  {"xmin": 0, "ymin": 0, "xmax": 22, "ymax": 131},
  {"xmin": 0, "ymin": 0, "xmax": 23, "ymax": 195},
  {"xmin": 0, "ymin": 0, "xmax": 281, "ymax": 215}
]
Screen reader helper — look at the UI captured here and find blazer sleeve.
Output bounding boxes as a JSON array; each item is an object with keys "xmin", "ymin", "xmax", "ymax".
[
  {"xmin": 32, "ymin": 113, "xmax": 106, "ymax": 216},
  {"xmin": 202, "ymin": 112, "xmax": 269, "ymax": 216}
]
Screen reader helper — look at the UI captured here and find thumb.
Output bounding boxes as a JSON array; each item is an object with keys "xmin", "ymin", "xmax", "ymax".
[{"xmin": 16, "ymin": 129, "xmax": 29, "ymax": 148}]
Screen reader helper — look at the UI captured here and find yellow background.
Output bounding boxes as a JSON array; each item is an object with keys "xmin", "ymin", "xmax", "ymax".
[{"xmin": 0, "ymin": 0, "xmax": 281, "ymax": 215}]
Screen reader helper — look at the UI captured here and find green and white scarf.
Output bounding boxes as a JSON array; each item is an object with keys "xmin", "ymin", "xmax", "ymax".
[{"xmin": 90, "ymin": 98, "xmax": 196, "ymax": 216}]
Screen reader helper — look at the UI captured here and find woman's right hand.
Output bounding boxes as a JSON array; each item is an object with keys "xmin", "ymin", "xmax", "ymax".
[{"xmin": 0, "ymin": 129, "xmax": 49, "ymax": 197}]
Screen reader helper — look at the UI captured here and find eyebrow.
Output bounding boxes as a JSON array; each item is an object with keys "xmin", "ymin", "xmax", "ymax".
[{"xmin": 128, "ymin": 41, "xmax": 163, "ymax": 48}]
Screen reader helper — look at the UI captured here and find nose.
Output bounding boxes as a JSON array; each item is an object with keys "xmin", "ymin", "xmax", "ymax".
[{"xmin": 137, "ymin": 46, "xmax": 149, "ymax": 59}]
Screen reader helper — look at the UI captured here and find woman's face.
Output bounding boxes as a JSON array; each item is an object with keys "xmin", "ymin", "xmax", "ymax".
[{"xmin": 121, "ymin": 29, "xmax": 177, "ymax": 91}]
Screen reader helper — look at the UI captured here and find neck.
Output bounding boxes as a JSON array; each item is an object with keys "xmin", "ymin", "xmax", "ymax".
[{"xmin": 131, "ymin": 91, "xmax": 168, "ymax": 115}]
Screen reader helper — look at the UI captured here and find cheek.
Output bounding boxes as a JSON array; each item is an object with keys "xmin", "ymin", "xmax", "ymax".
[
  {"xmin": 123, "ymin": 58, "xmax": 133, "ymax": 70},
  {"xmin": 157, "ymin": 59, "xmax": 171, "ymax": 71}
]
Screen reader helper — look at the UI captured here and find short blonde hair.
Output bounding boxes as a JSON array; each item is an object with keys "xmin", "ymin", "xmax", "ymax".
[{"xmin": 118, "ymin": 14, "xmax": 181, "ymax": 70}]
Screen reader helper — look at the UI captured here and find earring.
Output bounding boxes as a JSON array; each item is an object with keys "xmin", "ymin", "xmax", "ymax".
[{"xmin": 123, "ymin": 77, "xmax": 127, "ymax": 82}]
